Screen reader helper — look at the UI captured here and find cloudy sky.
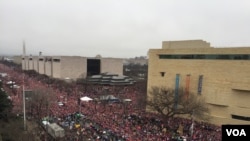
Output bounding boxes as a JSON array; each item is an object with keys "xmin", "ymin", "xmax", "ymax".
[{"xmin": 1, "ymin": 0, "xmax": 250, "ymax": 58}]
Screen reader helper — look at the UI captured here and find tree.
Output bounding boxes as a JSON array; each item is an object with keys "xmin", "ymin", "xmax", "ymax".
[
  {"xmin": 123, "ymin": 63, "xmax": 148, "ymax": 80},
  {"xmin": 147, "ymin": 86, "xmax": 210, "ymax": 121},
  {"xmin": 0, "ymin": 82, "xmax": 13, "ymax": 120},
  {"xmin": 27, "ymin": 88, "xmax": 55, "ymax": 120}
]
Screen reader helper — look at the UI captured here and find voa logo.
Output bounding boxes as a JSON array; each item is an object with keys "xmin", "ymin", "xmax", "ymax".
[{"xmin": 226, "ymin": 129, "xmax": 246, "ymax": 136}]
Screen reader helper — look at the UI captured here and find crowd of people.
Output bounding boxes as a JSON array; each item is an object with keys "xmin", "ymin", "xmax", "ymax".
[{"xmin": 0, "ymin": 62, "xmax": 221, "ymax": 141}]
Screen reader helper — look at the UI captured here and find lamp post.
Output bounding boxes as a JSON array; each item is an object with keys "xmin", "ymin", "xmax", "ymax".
[
  {"xmin": 190, "ymin": 110, "xmax": 194, "ymax": 137},
  {"xmin": 22, "ymin": 71, "xmax": 27, "ymax": 131},
  {"xmin": 45, "ymin": 99, "xmax": 49, "ymax": 141},
  {"xmin": 79, "ymin": 98, "xmax": 82, "ymax": 113}
]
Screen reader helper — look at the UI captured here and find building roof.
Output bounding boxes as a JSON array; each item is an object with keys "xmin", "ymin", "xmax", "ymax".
[{"xmin": 87, "ymin": 72, "xmax": 135, "ymax": 85}]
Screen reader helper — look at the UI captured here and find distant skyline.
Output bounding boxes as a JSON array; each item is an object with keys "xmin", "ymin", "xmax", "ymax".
[{"xmin": 1, "ymin": 0, "xmax": 250, "ymax": 58}]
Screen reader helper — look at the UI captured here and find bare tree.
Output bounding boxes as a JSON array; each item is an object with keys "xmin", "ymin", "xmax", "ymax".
[
  {"xmin": 147, "ymin": 86, "xmax": 210, "ymax": 121},
  {"xmin": 28, "ymin": 88, "xmax": 56, "ymax": 120}
]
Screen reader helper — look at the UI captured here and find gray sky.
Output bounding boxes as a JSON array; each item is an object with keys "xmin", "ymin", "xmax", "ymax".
[{"xmin": 1, "ymin": 0, "xmax": 250, "ymax": 58}]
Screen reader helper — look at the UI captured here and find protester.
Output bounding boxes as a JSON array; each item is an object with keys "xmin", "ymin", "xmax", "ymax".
[{"xmin": 0, "ymin": 63, "xmax": 221, "ymax": 141}]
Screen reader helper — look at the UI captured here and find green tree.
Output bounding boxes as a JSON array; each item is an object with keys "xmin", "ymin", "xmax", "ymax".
[
  {"xmin": 147, "ymin": 86, "xmax": 210, "ymax": 121},
  {"xmin": 0, "ymin": 82, "xmax": 13, "ymax": 119}
]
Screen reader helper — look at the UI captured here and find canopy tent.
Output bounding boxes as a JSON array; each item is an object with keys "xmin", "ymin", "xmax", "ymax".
[
  {"xmin": 100, "ymin": 95, "xmax": 118, "ymax": 100},
  {"xmin": 99, "ymin": 95, "xmax": 120, "ymax": 103},
  {"xmin": 58, "ymin": 102, "xmax": 64, "ymax": 106},
  {"xmin": 80, "ymin": 96, "xmax": 93, "ymax": 102},
  {"xmin": 123, "ymin": 99, "xmax": 132, "ymax": 102}
]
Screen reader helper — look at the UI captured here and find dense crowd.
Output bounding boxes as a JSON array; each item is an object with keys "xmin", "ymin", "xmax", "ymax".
[{"xmin": 0, "ymin": 62, "xmax": 221, "ymax": 141}]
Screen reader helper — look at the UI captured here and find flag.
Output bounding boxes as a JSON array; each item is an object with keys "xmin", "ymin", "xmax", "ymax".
[{"xmin": 174, "ymin": 74, "xmax": 180, "ymax": 109}]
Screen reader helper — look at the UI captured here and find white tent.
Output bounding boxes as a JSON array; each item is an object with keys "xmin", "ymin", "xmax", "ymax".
[
  {"xmin": 80, "ymin": 96, "xmax": 93, "ymax": 102},
  {"xmin": 123, "ymin": 99, "xmax": 132, "ymax": 102},
  {"xmin": 58, "ymin": 102, "xmax": 64, "ymax": 106}
]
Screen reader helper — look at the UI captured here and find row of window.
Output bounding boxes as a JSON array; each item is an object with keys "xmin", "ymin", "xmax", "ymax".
[
  {"xmin": 22, "ymin": 58, "xmax": 60, "ymax": 62},
  {"xmin": 231, "ymin": 114, "xmax": 250, "ymax": 121},
  {"xmin": 159, "ymin": 54, "xmax": 250, "ymax": 60}
]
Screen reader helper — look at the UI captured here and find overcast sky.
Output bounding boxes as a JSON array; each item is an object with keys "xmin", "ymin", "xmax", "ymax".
[{"xmin": 1, "ymin": 0, "xmax": 250, "ymax": 58}]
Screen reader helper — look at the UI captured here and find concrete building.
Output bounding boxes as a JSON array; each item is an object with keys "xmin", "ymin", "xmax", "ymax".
[
  {"xmin": 147, "ymin": 39, "xmax": 250, "ymax": 125},
  {"xmin": 22, "ymin": 55, "xmax": 123, "ymax": 81}
]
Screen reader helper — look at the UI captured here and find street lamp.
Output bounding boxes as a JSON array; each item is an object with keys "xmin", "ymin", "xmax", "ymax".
[
  {"xmin": 22, "ymin": 72, "xmax": 27, "ymax": 131},
  {"xmin": 190, "ymin": 110, "xmax": 195, "ymax": 137}
]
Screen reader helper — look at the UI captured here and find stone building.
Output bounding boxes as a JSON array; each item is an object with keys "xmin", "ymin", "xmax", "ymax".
[
  {"xmin": 147, "ymin": 39, "xmax": 250, "ymax": 125},
  {"xmin": 22, "ymin": 55, "xmax": 123, "ymax": 81}
]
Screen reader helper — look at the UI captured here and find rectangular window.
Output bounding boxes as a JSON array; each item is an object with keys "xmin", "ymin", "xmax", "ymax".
[
  {"xmin": 232, "ymin": 114, "xmax": 250, "ymax": 121},
  {"xmin": 159, "ymin": 54, "xmax": 250, "ymax": 60},
  {"xmin": 185, "ymin": 74, "xmax": 191, "ymax": 96},
  {"xmin": 198, "ymin": 75, "xmax": 203, "ymax": 94},
  {"xmin": 53, "ymin": 59, "xmax": 60, "ymax": 62},
  {"xmin": 160, "ymin": 72, "xmax": 165, "ymax": 77}
]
